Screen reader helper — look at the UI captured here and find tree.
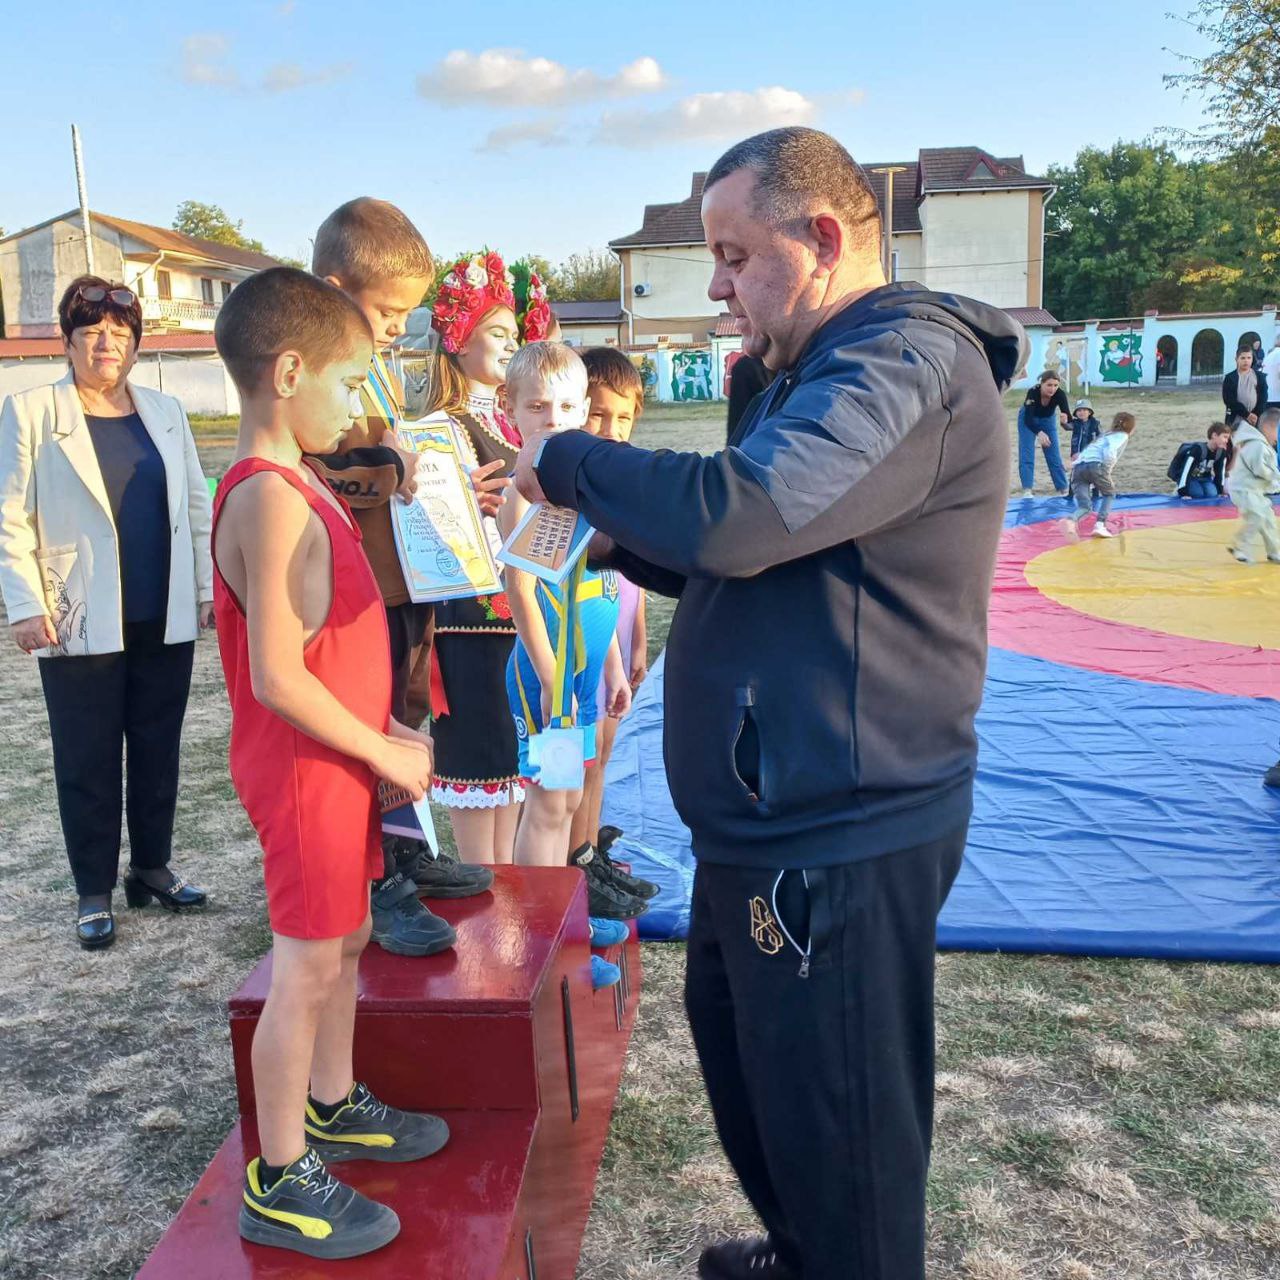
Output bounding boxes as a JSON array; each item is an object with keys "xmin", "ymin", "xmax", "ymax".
[
  {"xmin": 173, "ymin": 200, "xmax": 266, "ymax": 253},
  {"xmin": 1044, "ymin": 143, "xmax": 1210, "ymax": 318},
  {"xmin": 553, "ymin": 248, "xmax": 619, "ymax": 301}
]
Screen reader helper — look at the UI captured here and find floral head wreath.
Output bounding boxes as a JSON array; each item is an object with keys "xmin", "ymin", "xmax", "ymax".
[
  {"xmin": 510, "ymin": 260, "xmax": 553, "ymax": 344},
  {"xmin": 430, "ymin": 250, "xmax": 516, "ymax": 355}
]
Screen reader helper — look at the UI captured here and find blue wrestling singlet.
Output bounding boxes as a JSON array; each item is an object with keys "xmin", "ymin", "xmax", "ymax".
[{"xmin": 507, "ymin": 566, "xmax": 620, "ymax": 781}]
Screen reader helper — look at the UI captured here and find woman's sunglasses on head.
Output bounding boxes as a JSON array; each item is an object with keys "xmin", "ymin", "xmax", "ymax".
[{"xmin": 76, "ymin": 285, "xmax": 137, "ymax": 308}]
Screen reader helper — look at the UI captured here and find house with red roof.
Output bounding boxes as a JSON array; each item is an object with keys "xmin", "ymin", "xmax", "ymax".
[
  {"xmin": 609, "ymin": 147, "xmax": 1056, "ymax": 347},
  {"xmin": 0, "ymin": 210, "xmax": 280, "ymax": 339}
]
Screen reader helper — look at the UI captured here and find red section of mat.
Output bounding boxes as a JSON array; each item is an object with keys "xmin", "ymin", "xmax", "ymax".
[
  {"xmin": 141, "ymin": 866, "xmax": 641, "ymax": 1280},
  {"xmin": 991, "ymin": 506, "xmax": 1280, "ymax": 698}
]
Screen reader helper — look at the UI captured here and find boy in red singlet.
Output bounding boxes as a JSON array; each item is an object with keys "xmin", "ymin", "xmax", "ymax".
[{"xmin": 212, "ymin": 268, "xmax": 449, "ymax": 1260}]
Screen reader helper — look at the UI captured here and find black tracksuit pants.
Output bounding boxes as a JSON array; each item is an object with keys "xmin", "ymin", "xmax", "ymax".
[
  {"xmin": 684, "ymin": 827, "xmax": 966, "ymax": 1279},
  {"xmin": 39, "ymin": 620, "xmax": 195, "ymax": 897}
]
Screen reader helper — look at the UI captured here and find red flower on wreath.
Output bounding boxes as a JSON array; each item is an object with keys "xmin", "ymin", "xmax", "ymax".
[{"xmin": 432, "ymin": 250, "xmax": 517, "ymax": 354}]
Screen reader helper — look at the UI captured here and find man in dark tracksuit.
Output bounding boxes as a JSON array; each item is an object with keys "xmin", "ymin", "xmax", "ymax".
[{"xmin": 516, "ymin": 127, "xmax": 1025, "ymax": 1280}]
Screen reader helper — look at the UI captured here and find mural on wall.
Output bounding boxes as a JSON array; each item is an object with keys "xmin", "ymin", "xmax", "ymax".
[
  {"xmin": 671, "ymin": 349, "xmax": 713, "ymax": 401},
  {"xmin": 1099, "ymin": 334, "xmax": 1143, "ymax": 384},
  {"xmin": 628, "ymin": 354, "xmax": 658, "ymax": 399}
]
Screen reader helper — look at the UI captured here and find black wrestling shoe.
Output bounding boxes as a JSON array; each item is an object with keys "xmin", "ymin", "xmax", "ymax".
[
  {"xmin": 1264, "ymin": 757, "xmax": 1280, "ymax": 789},
  {"xmin": 305, "ymin": 1082, "xmax": 449, "ymax": 1163},
  {"xmin": 123, "ymin": 868, "xmax": 208, "ymax": 912},
  {"xmin": 408, "ymin": 843, "xmax": 494, "ymax": 899},
  {"xmin": 76, "ymin": 903, "xmax": 115, "ymax": 950},
  {"xmin": 569, "ymin": 845, "xmax": 647, "ymax": 921},
  {"xmin": 239, "ymin": 1148, "xmax": 399, "ymax": 1259},
  {"xmin": 595, "ymin": 844, "xmax": 659, "ymax": 901},
  {"xmin": 370, "ymin": 872, "xmax": 456, "ymax": 956},
  {"xmin": 596, "ymin": 824, "xmax": 624, "ymax": 854},
  {"xmin": 698, "ymin": 1235, "xmax": 801, "ymax": 1280}
]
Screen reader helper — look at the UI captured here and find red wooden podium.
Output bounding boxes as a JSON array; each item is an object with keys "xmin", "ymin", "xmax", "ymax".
[{"xmin": 138, "ymin": 866, "xmax": 641, "ymax": 1279}]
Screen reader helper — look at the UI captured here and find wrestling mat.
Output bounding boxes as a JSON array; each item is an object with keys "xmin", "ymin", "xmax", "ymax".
[{"xmin": 602, "ymin": 495, "xmax": 1280, "ymax": 961}]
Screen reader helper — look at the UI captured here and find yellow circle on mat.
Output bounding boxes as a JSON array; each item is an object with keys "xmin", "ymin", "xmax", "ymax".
[{"xmin": 1026, "ymin": 519, "xmax": 1280, "ymax": 649}]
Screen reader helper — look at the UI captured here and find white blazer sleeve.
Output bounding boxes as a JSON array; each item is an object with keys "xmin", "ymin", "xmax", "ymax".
[
  {"xmin": 180, "ymin": 407, "xmax": 214, "ymax": 603},
  {"xmin": 0, "ymin": 394, "xmax": 50, "ymax": 624}
]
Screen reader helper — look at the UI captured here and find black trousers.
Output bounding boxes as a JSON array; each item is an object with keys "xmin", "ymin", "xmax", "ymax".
[
  {"xmin": 684, "ymin": 828, "xmax": 966, "ymax": 1280},
  {"xmin": 39, "ymin": 620, "xmax": 195, "ymax": 897}
]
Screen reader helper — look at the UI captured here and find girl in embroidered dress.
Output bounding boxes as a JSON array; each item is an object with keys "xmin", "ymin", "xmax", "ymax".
[{"xmin": 427, "ymin": 252, "xmax": 552, "ymax": 862}]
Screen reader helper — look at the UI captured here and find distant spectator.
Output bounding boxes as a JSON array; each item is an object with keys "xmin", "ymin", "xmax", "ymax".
[
  {"xmin": 1169, "ymin": 423, "xmax": 1232, "ymax": 498},
  {"xmin": 725, "ymin": 352, "xmax": 773, "ymax": 441},
  {"xmin": 1262, "ymin": 336, "xmax": 1280, "ymax": 409},
  {"xmin": 1069, "ymin": 398, "xmax": 1100, "ymax": 461},
  {"xmin": 1222, "ymin": 348, "xmax": 1268, "ymax": 428},
  {"xmin": 1251, "ymin": 337, "xmax": 1265, "ymax": 371},
  {"xmin": 1016, "ymin": 370, "xmax": 1070, "ymax": 497}
]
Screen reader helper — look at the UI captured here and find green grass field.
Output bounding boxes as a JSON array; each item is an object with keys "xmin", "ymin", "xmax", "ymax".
[{"xmin": 1, "ymin": 394, "xmax": 1277, "ymax": 1279}]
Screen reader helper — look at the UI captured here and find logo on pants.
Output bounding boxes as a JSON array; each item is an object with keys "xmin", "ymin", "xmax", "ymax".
[{"xmin": 749, "ymin": 896, "xmax": 784, "ymax": 955}]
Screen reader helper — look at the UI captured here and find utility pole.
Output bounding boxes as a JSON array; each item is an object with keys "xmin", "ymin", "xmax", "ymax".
[
  {"xmin": 71, "ymin": 124, "xmax": 95, "ymax": 275},
  {"xmin": 869, "ymin": 165, "xmax": 907, "ymax": 282}
]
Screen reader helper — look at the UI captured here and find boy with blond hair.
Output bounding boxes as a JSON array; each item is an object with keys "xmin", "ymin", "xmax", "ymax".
[
  {"xmin": 309, "ymin": 198, "xmax": 496, "ymax": 953},
  {"xmin": 212, "ymin": 269, "xmax": 448, "ymax": 1259},
  {"xmin": 498, "ymin": 345, "xmax": 643, "ymax": 948}
]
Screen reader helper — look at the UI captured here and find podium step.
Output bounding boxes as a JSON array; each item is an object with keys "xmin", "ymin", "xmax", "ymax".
[
  {"xmin": 137, "ymin": 1111, "xmax": 540, "ymax": 1279},
  {"xmin": 141, "ymin": 866, "xmax": 642, "ymax": 1279}
]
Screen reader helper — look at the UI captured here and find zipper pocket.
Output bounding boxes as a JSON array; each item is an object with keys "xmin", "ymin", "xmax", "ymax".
[{"xmin": 731, "ymin": 685, "xmax": 764, "ymax": 803}]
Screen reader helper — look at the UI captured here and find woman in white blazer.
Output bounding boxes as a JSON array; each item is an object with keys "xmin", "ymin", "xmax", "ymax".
[{"xmin": 0, "ymin": 277, "xmax": 214, "ymax": 949}]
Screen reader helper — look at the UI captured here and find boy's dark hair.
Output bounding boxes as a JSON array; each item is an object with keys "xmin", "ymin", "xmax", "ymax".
[
  {"xmin": 214, "ymin": 267, "xmax": 373, "ymax": 393},
  {"xmin": 1207, "ymin": 421, "xmax": 1231, "ymax": 439},
  {"xmin": 581, "ymin": 346, "xmax": 645, "ymax": 415},
  {"xmin": 58, "ymin": 274, "xmax": 143, "ymax": 347},
  {"xmin": 1111, "ymin": 411, "xmax": 1136, "ymax": 435},
  {"xmin": 312, "ymin": 198, "xmax": 434, "ymax": 292}
]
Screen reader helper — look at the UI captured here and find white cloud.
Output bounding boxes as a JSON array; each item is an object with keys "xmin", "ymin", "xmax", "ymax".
[
  {"xmin": 595, "ymin": 86, "xmax": 818, "ymax": 149},
  {"xmin": 179, "ymin": 33, "xmax": 350, "ymax": 93},
  {"xmin": 417, "ymin": 49, "xmax": 666, "ymax": 107},
  {"xmin": 181, "ymin": 34, "xmax": 239, "ymax": 88},
  {"xmin": 477, "ymin": 119, "xmax": 571, "ymax": 153},
  {"xmin": 262, "ymin": 61, "xmax": 353, "ymax": 93}
]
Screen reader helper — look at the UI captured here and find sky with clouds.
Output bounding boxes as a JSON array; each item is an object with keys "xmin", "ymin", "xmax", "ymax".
[{"xmin": 0, "ymin": 0, "xmax": 1214, "ymax": 269}]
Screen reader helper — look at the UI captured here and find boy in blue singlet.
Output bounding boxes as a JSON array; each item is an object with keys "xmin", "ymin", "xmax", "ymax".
[{"xmin": 498, "ymin": 345, "xmax": 635, "ymax": 905}]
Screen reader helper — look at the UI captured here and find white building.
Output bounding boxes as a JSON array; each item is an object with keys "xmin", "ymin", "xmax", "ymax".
[
  {"xmin": 609, "ymin": 147, "xmax": 1055, "ymax": 346},
  {"xmin": 0, "ymin": 210, "xmax": 279, "ymax": 338}
]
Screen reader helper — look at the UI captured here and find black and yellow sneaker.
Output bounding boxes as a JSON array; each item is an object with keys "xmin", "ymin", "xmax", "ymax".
[
  {"xmin": 305, "ymin": 1082, "xmax": 450, "ymax": 1163},
  {"xmin": 239, "ymin": 1148, "xmax": 399, "ymax": 1259}
]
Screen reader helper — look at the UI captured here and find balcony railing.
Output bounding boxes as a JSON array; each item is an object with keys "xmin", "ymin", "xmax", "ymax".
[{"xmin": 141, "ymin": 297, "xmax": 220, "ymax": 330}]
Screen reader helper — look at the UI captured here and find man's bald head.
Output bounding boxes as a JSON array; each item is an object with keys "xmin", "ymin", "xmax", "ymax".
[{"xmin": 705, "ymin": 127, "xmax": 882, "ymax": 254}]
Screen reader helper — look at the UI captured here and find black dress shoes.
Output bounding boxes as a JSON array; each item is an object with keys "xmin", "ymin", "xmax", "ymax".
[
  {"xmin": 76, "ymin": 906, "xmax": 115, "ymax": 950},
  {"xmin": 123, "ymin": 869, "xmax": 208, "ymax": 912}
]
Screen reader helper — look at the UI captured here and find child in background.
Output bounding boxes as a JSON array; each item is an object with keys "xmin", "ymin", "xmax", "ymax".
[
  {"xmin": 566, "ymin": 348, "xmax": 659, "ymax": 908},
  {"xmin": 1226, "ymin": 407, "xmax": 1280, "ymax": 564},
  {"xmin": 1170, "ymin": 423, "xmax": 1232, "ymax": 498},
  {"xmin": 1068, "ymin": 397, "xmax": 1100, "ymax": 462},
  {"xmin": 1069, "ymin": 411, "xmax": 1137, "ymax": 539},
  {"xmin": 308, "ymin": 199, "xmax": 494, "ymax": 958},
  {"xmin": 498, "ymin": 344, "xmax": 643, "ymax": 985},
  {"xmin": 212, "ymin": 270, "xmax": 447, "ymax": 1260}
]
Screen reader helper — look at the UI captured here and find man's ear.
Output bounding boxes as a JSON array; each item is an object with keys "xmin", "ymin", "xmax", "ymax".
[
  {"xmin": 322, "ymin": 274, "xmax": 344, "ymax": 290},
  {"xmin": 810, "ymin": 213, "xmax": 845, "ymax": 278}
]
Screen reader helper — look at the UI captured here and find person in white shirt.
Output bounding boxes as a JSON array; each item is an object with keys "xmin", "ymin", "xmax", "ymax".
[
  {"xmin": 1068, "ymin": 412, "xmax": 1137, "ymax": 538},
  {"xmin": 1261, "ymin": 338, "xmax": 1280, "ymax": 408}
]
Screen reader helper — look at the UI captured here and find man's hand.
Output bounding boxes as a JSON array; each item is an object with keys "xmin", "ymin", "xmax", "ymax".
[
  {"xmin": 199, "ymin": 601, "xmax": 215, "ymax": 630},
  {"xmin": 514, "ymin": 430, "xmax": 550, "ymax": 504},
  {"xmin": 1037, "ymin": 431, "xmax": 1051, "ymax": 448},
  {"xmin": 11, "ymin": 616, "xmax": 56, "ymax": 653},
  {"xmin": 470, "ymin": 459, "xmax": 511, "ymax": 518}
]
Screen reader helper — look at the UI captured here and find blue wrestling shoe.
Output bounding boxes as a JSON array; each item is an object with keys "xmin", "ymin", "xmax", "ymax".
[
  {"xmin": 590, "ymin": 954, "xmax": 621, "ymax": 989},
  {"xmin": 589, "ymin": 917, "xmax": 629, "ymax": 947}
]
